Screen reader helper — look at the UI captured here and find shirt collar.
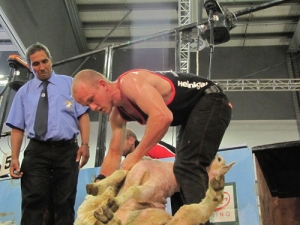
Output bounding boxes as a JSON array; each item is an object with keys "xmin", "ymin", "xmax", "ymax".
[{"xmin": 33, "ymin": 71, "xmax": 57, "ymax": 88}]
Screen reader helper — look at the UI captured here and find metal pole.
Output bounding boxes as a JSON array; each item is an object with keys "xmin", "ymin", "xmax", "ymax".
[
  {"xmin": 234, "ymin": 0, "xmax": 295, "ymax": 17},
  {"xmin": 52, "ymin": 22, "xmax": 199, "ymax": 67},
  {"xmin": 196, "ymin": 0, "xmax": 204, "ymax": 76}
]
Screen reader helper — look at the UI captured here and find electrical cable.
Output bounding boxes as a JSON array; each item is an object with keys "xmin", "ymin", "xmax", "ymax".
[{"xmin": 229, "ymin": 54, "xmax": 300, "ymax": 82}]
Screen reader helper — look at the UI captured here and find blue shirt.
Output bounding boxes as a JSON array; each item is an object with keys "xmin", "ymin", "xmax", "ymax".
[{"xmin": 6, "ymin": 71, "xmax": 89, "ymax": 141}]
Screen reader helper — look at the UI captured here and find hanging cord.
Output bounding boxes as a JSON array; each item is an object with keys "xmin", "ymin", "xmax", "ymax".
[
  {"xmin": 207, "ymin": 10, "xmax": 215, "ymax": 80},
  {"xmin": 229, "ymin": 54, "xmax": 300, "ymax": 81}
]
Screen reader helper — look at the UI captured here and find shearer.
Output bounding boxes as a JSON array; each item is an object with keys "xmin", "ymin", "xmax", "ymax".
[{"xmin": 71, "ymin": 68, "xmax": 232, "ymax": 217}]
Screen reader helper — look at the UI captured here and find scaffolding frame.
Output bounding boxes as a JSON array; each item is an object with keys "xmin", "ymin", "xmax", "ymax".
[
  {"xmin": 215, "ymin": 78, "xmax": 300, "ymax": 91},
  {"xmin": 177, "ymin": 0, "xmax": 191, "ymax": 73}
]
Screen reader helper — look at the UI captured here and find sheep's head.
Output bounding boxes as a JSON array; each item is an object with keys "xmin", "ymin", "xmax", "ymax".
[{"xmin": 207, "ymin": 155, "xmax": 235, "ymax": 180}]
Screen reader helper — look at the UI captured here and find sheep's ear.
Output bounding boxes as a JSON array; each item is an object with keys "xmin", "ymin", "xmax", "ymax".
[{"xmin": 218, "ymin": 162, "xmax": 235, "ymax": 176}]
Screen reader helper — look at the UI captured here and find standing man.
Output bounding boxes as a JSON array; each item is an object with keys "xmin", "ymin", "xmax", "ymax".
[
  {"xmin": 72, "ymin": 69, "xmax": 232, "ymax": 214},
  {"xmin": 6, "ymin": 43, "xmax": 90, "ymax": 225}
]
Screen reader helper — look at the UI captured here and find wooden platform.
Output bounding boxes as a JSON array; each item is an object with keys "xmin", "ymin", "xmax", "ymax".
[{"xmin": 252, "ymin": 140, "xmax": 300, "ymax": 225}]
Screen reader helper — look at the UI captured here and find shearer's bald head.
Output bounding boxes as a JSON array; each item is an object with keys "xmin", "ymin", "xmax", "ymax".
[{"xmin": 72, "ymin": 69, "xmax": 108, "ymax": 105}]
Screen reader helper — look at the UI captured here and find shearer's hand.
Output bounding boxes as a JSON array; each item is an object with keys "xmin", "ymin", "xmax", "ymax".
[{"xmin": 121, "ymin": 152, "xmax": 140, "ymax": 171}]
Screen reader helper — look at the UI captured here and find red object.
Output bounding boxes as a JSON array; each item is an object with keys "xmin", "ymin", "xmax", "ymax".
[{"xmin": 146, "ymin": 143, "xmax": 175, "ymax": 159}]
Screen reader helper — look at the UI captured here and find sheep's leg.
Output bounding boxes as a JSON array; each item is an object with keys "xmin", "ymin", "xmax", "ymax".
[
  {"xmin": 86, "ymin": 170, "xmax": 128, "ymax": 196},
  {"xmin": 106, "ymin": 184, "xmax": 159, "ymax": 212},
  {"xmin": 167, "ymin": 175, "xmax": 225, "ymax": 225},
  {"xmin": 75, "ymin": 186, "xmax": 119, "ymax": 225},
  {"xmin": 94, "ymin": 185, "xmax": 160, "ymax": 224},
  {"xmin": 94, "ymin": 205, "xmax": 122, "ymax": 225}
]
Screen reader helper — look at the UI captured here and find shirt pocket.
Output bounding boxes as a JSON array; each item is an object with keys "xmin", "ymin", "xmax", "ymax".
[{"xmin": 58, "ymin": 93, "xmax": 77, "ymax": 116}]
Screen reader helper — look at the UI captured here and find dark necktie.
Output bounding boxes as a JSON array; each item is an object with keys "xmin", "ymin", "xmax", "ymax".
[{"xmin": 34, "ymin": 81, "xmax": 49, "ymax": 137}]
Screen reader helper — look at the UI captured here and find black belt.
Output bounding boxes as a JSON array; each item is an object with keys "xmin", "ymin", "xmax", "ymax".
[
  {"xmin": 203, "ymin": 85, "xmax": 233, "ymax": 108},
  {"xmin": 31, "ymin": 138, "xmax": 77, "ymax": 147},
  {"xmin": 204, "ymin": 84, "xmax": 223, "ymax": 95}
]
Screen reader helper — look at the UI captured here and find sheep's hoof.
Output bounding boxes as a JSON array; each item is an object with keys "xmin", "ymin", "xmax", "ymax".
[
  {"xmin": 94, "ymin": 208, "xmax": 107, "ymax": 223},
  {"xmin": 94, "ymin": 205, "xmax": 121, "ymax": 225},
  {"xmin": 107, "ymin": 197, "xmax": 120, "ymax": 213},
  {"xmin": 92, "ymin": 186, "xmax": 99, "ymax": 196},
  {"xmin": 86, "ymin": 183, "xmax": 94, "ymax": 195}
]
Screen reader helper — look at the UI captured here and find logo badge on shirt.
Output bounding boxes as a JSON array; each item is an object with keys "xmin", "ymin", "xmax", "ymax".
[{"xmin": 65, "ymin": 100, "xmax": 73, "ymax": 109}]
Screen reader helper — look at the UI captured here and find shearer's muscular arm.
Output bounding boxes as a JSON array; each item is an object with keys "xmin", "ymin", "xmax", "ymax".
[
  {"xmin": 120, "ymin": 70, "xmax": 173, "ymax": 171},
  {"xmin": 100, "ymin": 108, "xmax": 127, "ymax": 177}
]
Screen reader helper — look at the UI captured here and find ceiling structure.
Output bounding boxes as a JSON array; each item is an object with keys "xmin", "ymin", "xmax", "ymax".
[
  {"xmin": 70, "ymin": 0, "xmax": 300, "ymax": 52},
  {"xmin": 0, "ymin": 25, "xmax": 16, "ymax": 52},
  {"xmin": 0, "ymin": 0, "xmax": 300, "ymax": 55}
]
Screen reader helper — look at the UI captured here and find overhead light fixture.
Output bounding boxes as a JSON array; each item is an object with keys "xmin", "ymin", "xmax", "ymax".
[{"xmin": 198, "ymin": 0, "xmax": 236, "ymax": 45}]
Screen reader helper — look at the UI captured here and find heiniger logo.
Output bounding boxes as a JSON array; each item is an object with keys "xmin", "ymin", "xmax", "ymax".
[{"xmin": 178, "ymin": 80, "xmax": 208, "ymax": 90}]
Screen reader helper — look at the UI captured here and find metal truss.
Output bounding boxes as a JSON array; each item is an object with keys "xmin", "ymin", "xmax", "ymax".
[
  {"xmin": 178, "ymin": 0, "xmax": 190, "ymax": 73},
  {"xmin": 213, "ymin": 78, "xmax": 300, "ymax": 91}
]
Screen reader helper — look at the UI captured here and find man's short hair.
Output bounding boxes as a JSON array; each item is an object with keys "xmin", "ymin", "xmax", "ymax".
[
  {"xmin": 126, "ymin": 128, "xmax": 137, "ymax": 140},
  {"xmin": 25, "ymin": 42, "xmax": 52, "ymax": 65}
]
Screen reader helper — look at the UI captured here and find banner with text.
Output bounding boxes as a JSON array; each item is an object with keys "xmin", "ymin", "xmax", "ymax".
[{"xmin": 210, "ymin": 182, "xmax": 239, "ymax": 225}]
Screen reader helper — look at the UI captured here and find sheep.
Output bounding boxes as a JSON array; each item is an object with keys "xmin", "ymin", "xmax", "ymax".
[{"xmin": 75, "ymin": 155, "xmax": 234, "ymax": 225}]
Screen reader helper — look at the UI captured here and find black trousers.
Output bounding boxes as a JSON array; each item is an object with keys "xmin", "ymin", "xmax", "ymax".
[
  {"xmin": 20, "ymin": 139, "xmax": 79, "ymax": 225},
  {"xmin": 172, "ymin": 93, "xmax": 232, "ymax": 214}
]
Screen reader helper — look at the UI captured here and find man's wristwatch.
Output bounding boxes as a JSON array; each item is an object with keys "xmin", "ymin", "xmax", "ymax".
[{"xmin": 94, "ymin": 174, "xmax": 106, "ymax": 182}]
